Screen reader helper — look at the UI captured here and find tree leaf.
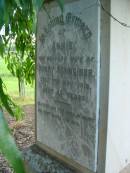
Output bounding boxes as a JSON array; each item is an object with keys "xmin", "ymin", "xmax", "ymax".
[
  {"xmin": 0, "ymin": 78, "xmax": 24, "ymax": 120},
  {"xmin": 0, "ymin": 0, "xmax": 5, "ymax": 29},
  {"xmin": 0, "ymin": 110, "xmax": 26, "ymax": 173},
  {"xmin": 0, "ymin": 78, "xmax": 14, "ymax": 116},
  {"xmin": 15, "ymin": 0, "xmax": 21, "ymax": 7},
  {"xmin": 0, "ymin": 36, "xmax": 4, "ymax": 56},
  {"xmin": 33, "ymin": 0, "xmax": 45, "ymax": 11},
  {"xmin": 56, "ymin": 0, "xmax": 64, "ymax": 12}
]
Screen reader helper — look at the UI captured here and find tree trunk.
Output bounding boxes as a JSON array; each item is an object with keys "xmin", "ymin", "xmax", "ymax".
[{"xmin": 18, "ymin": 78, "xmax": 25, "ymax": 97}]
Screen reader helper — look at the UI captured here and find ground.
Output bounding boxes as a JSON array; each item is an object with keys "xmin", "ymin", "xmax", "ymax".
[{"xmin": 0, "ymin": 104, "xmax": 35, "ymax": 173}]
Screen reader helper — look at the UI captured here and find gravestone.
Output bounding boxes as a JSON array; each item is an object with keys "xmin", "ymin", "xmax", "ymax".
[
  {"xmin": 23, "ymin": 0, "xmax": 110, "ymax": 173},
  {"xmin": 37, "ymin": 0, "xmax": 100, "ymax": 172}
]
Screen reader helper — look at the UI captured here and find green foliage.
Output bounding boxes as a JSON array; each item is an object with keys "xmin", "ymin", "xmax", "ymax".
[
  {"xmin": 0, "ymin": 59, "xmax": 34, "ymax": 105},
  {"xmin": 3, "ymin": 6, "xmax": 35, "ymax": 85},
  {"xmin": 0, "ymin": 110, "xmax": 26, "ymax": 173},
  {"xmin": 4, "ymin": 42, "xmax": 35, "ymax": 86},
  {"xmin": 0, "ymin": 77, "xmax": 24, "ymax": 120},
  {"xmin": 0, "ymin": 0, "xmax": 64, "ymax": 105}
]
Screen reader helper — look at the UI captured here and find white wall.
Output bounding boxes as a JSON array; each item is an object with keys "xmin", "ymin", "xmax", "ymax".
[{"xmin": 106, "ymin": 0, "xmax": 130, "ymax": 173}]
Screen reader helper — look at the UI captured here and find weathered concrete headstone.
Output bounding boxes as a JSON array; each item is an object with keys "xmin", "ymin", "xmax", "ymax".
[
  {"xmin": 25, "ymin": 0, "xmax": 130, "ymax": 172},
  {"xmin": 24, "ymin": 0, "xmax": 110, "ymax": 173},
  {"xmin": 37, "ymin": 0, "xmax": 100, "ymax": 172}
]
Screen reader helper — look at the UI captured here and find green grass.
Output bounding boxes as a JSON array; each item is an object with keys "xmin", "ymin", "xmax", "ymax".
[{"xmin": 0, "ymin": 58, "xmax": 35, "ymax": 105}]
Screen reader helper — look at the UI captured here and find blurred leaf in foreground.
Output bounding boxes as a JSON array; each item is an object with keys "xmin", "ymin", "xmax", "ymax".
[{"xmin": 0, "ymin": 110, "xmax": 26, "ymax": 173}]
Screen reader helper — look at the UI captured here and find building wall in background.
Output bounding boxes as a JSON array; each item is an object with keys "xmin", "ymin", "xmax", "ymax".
[{"xmin": 106, "ymin": 0, "xmax": 130, "ymax": 173}]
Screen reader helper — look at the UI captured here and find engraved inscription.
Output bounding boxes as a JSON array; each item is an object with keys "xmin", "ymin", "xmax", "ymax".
[{"xmin": 37, "ymin": 10, "xmax": 99, "ymax": 172}]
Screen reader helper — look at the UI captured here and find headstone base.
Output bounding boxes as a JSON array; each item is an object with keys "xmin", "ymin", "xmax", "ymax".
[{"xmin": 23, "ymin": 145, "xmax": 76, "ymax": 173}]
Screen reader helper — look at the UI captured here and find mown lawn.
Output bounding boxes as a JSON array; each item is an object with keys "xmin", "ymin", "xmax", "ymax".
[{"xmin": 0, "ymin": 58, "xmax": 35, "ymax": 105}]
